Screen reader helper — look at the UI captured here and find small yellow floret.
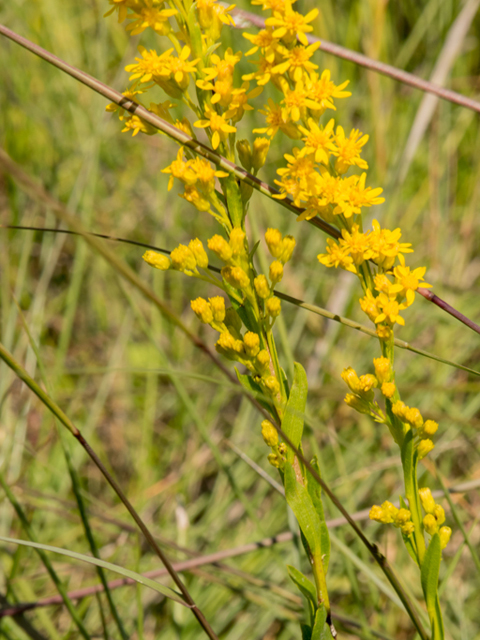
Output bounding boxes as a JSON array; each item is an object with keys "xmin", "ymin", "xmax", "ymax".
[
  {"xmin": 381, "ymin": 382, "xmax": 396, "ymax": 398},
  {"xmin": 439, "ymin": 526, "xmax": 452, "ymax": 549},
  {"xmin": 265, "ymin": 228, "xmax": 283, "ymax": 257},
  {"xmin": 417, "ymin": 438, "xmax": 435, "ymax": 460},
  {"xmin": 244, "ymin": 332, "xmax": 260, "ymax": 357},
  {"xmin": 423, "ymin": 514, "xmax": 438, "ymax": 535},
  {"xmin": 269, "ymin": 260, "xmax": 284, "ymax": 285},
  {"xmin": 208, "ymin": 235, "xmax": 233, "ymax": 262},
  {"xmin": 419, "ymin": 488, "xmax": 436, "ymax": 514},
  {"xmin": 189, "ymin": 238, "xmax": 209, "ymax": 269},
  {"xmin": 373, "ymin": 357, "xmax": 391, "ymax": 384},
  {"xmin": 222, "ymin": 266, "xmax": 250, "ymax": 290},
  {"xmin": 191, "ymin": 298, "xmax": 213, "ymax": 324},
  {"xmin": 254, "ymin": 274, "xmax": 271, "ymax": 298},
  {"xmin": 209, "ymin": 296, "xmax": 226, "ymax": 323},
  {"xmin": 266, "ymin": 296, "xmax": 281, "ymax": 318}
]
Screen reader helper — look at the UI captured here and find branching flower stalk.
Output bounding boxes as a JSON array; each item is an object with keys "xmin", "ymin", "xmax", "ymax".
[{"xmin": 105, "ymin": 0, "xmax": 451, "ymax": 637}]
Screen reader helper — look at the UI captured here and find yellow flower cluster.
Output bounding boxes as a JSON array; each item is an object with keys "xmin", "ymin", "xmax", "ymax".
[
  {"xmin": 162, "ymin": 147, "xmax": 229, "ymax": 222},
  {"xmin": 419, "ymin": 488, "xmax": 452, "ymax": 549},
  {"xmin": 369, "ymin": 501, "xmax": 415, "ymax": 537},
  {"xmin": 391, "ymin": 401, "xmax": 439, "ymax": 460},
  {"xmin": 342, "ymin": 360, "xmax": 439, "ymax": 458},
  {"xmin": 261, "ymin": 419, "xmax": 289, "ymax": 468},
  {"xmin": 143, "ymin": 237, "xmax": 209, "ymax": 276}
]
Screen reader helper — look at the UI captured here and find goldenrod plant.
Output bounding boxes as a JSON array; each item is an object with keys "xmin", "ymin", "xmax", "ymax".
[{"xmin": 102, "ymin": 0, "xmax": 451, "ymax": 637}]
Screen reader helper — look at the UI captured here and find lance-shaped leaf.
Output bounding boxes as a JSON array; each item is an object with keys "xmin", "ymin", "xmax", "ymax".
[
  {"xmin": 311, "ymin": 605, "xmax": 329, "ymax": 640},
  {"xmin": 0, "ymin": 536, "xmax": 189, "ymax": 607},
  {"xmin": 306, "ymin": 456, "xmax": 330, "ymax": 573},
  {"xmin": 287, "ymin": 564, "xmax": 317, "ymax": 621},
  {"xmin": 421, "ymin": 533, "xmax": 442, "ymax": 636},
  {"xmin": 282, "ymin": 362, "xmax": 308, "ymax": 464}
]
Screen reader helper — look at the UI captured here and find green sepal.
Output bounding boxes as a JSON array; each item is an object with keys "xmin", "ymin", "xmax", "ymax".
[
  {"xmin": 284, "ymin": 461, "xmax": 322, "ymax": 559},
  {"xmin": 282, "ymin": 362, "xmax": 308, "ymax": 464},
  {"xmin": 400, "ymin": 495, "xmax": 418, "ymax": 565},
  {"xmin": 421, "ymin": 533, "xmax": 442, "ymax": 631},
  {"xmin": 306, "ymin": 456, "xmax": 330, "ymax": 573},
  {"xmin": 287, "ymin": 565, "xmax": 317, "ymax": 622},
  {"xmin": 311, "ymin": 606, "xmax": 329, "ymax": 640},
  {"xmin": 234, "ymin": 368, "xmax": 273, "ymax": 414}
]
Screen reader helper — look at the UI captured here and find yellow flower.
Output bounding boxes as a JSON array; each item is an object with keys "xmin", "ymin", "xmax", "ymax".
[
  {"xmin": 419, "ymin": 487, "xmax": 436, "ymax": 514},
  {"xmin": 121, "ymin": 115, "xmax": 157, "ymax": 137},
  {"xmin": 298, "ymin": 118, "xmax": 336, "ymax": 165},
  {"xmin": 126, "ymin": 6, "xmax": 178, "ymax": 36},
  {"xmin": 335, "ymin": 173, "xmax": 385, "ymax": 219},
  {"xmin": 194, "ymin": 105, "xmax": 237, "ymax": 149},
  {"xmin": 269, "ymin": 261, "xmax": 284, "ymax": 285},
  {"xmin": 369, "ymin": 220, "xmax": 413, "ymax": 270},
  {"xmin": 381, "ymin": 382, "xmax": 396, "ymax": 399},
  {"xmin": 305, "ymin": 70, "xmax": 351, "ymax": 116},
  {"xmin": 272, "ymin": 42, "xmax": 321, "ymax": 82},
  {"xmin": 265, "ymin": 3, "xmax": 319, "ymax": 46},
  {"xmin": 417, "ymin": 439, "xmax": 435, "ymax": 460},
  {"xmin": 282, "ymin": 80, "xmax": 323, "ymax": 122},
  {"xmin": 254, "ymin": 99, "xmax": 301, "ymax": 139},
  {"xmin": 162, "ymin": 147, "xmax": 197, "ymax": 190},
  {"xmin": 393, "ymin": 254, "xmax": 431, "ymax": 306},
  {"xmin": 318, "ymin": 238, "xmax": 356, "ymax": 273},
  {"xmin": 423, "ymin": 513, "xmax": 438, "ymax": 535},
  {"xmin": 252, "ymin": 137, "xmax": 271, "ymax": 171},
  {"xmin": 374, "ymin": 293, "xmax": 406, "ymax": 327},
  {"xmin": 332, "ymin": 126, "xmax": 369, "ymax": 174},
  {"xmin": 373, "ymin": 357, "xmax": 390, "ymax": 384},
  {"xmin": 243, "ymin": 28, "xmax": 278, "ymax": 59}
]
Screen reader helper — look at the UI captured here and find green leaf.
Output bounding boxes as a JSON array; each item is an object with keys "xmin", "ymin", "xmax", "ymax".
[
  {"xmin": 301, "ymin": 624, "xmax": 312, "ymax": 640},
  {"xmin": 306, "ymin": 456, "xmax": 330, "ymax": 573},
  {"xmin": 235, "ymin": 367, "xmax": 273, "ymax": 414},
  {"xmin": 282, "ymin": 362, "xmax": 308, "ymax": 463},
  {"xmin": 0, "ymin": 536, "xmax": 189, "ymax": 606},
  {"xmin": 249, "ymin": 239, "xmax": 260, "ymax": 261},
  {"xmin": 287, "ymin": 564, "xmax": 317, "ymax": 620},
  {"xmin": 311, "ymin": 606, "xmax": 329, "ymax": 640},
  {"xmin": 284, "ymin": 462, "xmax": 322, "ymax": 559},
  {"xmin": 421, "ymin": 533, "xmax": 441, "ymax": 622}
]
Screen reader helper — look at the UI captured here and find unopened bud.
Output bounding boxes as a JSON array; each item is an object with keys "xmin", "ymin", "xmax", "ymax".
[
  {"xmin": 265, "ymin": 228, "xmax": 283, "ymax": 258},
  {"xmin": 373, "ymin": 357, "xmax": 391, "ymax": 384},
  {"xmin": 423, "ymin": 514, "xmax": 438, "ymax": 535},
  {"xmin": 236, "ymin": 139, "xmax": 252, "ymax": 171},
  {"xmin": 191, "ymin": 298, "xmax": 213, "ymax": 324},
  {"xmin": 143, "ymin": 250, "xmax": 171, "ymax": 270},
  {"xmin": 419, "ymin": 488, "xmax": 435, "ymax": 514},
  {"xmin": 189, "ymin": 238, "xmax": 208, "ymax": 269},
  {"xmin": 243, "ymin": 332, "xmax": 260, "ymax": 357},
  {"xmin": 269, "ymin": 260, "xmax": 284, "ymax": 285},
  {"xmin": 229, "ymin": 227, "xmax": 246, "ymax": 257},
  {"xmin": 417, "ymin": 439, "xmax": 434, "ymax": 460},
  {"xmin": 208, "ymin": 235, "xmax": 233, "ymax": 262},
  {"xmin": 222, "ymin": 266, "xmax": 250, "ymax": 290},
  {"xmin": 266, "ymin": 297, "xmax": 281, "ymax": 318},
  {"xmin": 263, "ymin": 375, "xmax": 280, "ymax": 396},
  {"xmin": 254, "ymin": 274, "xmax": 270, "ymax": 299},
  {"xmin": 252, "ymin": 137, "xmax": 270, "ymax": 171},
  {"xmin": 279, "ymin": 235, "xmax": 296, "ymax": 263},
  {"xmin": 439, "ymin": 526, "xmax": 452, "ymax": 549},
  {"xmin": 208, "ymin": 296, "xmax": 225, "ymax": 323},
  {"xmin": 261, "ymin": 419, "xmax": 278, "ymax": 447}
]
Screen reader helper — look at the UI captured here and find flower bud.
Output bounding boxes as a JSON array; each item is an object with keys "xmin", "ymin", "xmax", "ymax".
[
  {"xmin": 381, "ymin": 382, "xmax": 396, "ymax": 398},
  {"xmin": 373, "ymin": 357, "xmax": 391, "ymax": 384},
  {"xmin": 417, "ymin": 438, "xmax": 434, "ymax": 460},
  {"xmin": 344, "ymin": 393, "xmax": 371, "ymax": 414},
  {"xmin": 170, "ymin": 244, "xmax": 197, "ymax": 274},
  {"xmin": 266, "ymin": 297, "xmax": 281, "ymax": 318},
  {"xmin": 341, "ymin": 367, "xmax": 361, "ymax": 393},
  {"xmin": 405, "ymin": 407, "xmax": 423, "ymax": 430},
  {"xmin": 419, "ymin": 488, "xmax": 436, "ymax": 514},
  {"xmin": 263, "ymin": 375, "xmax": 280, "ymax": 397},
  {"xmin": 222, "ymin": 266, "xmax": 250, "ymax": 290},
  {"xmin": 265, "ymin": 228, "xmax": 283, "ymax": 258},
  {"xmin": 143, "ymin": 250, "xmax": 171, "ymax": 270},
  {"xmin": 369, "ymin": 505, "xmax": 384, "ymax": 522},
  {"xmin": 394, "ymin": 508, "xmax": 411, "ymax": 526},
  {"xmin": 434, "ymin": 504, "xmax": 446, "ymax": 526},
  {"xmin": 423, "ymin": 513, "xmax": 438, "ymax": 535},
  {"xmin": 392, "ymin": 401, "xmax": 408, "ymax": 421},
  {"xmin": 191, "ymin": 297, "xmax": 213, "ymax": 324},
  {"xmin": 279, "ymin": 235, "xmax": 296, "ymax": 263},
  {"xmin": 261, "ymin": 419, "xmax": 278, "ymax": 447},
  {"xmin": 252, "ymin": 137, "xmax": 270, "ymax": 171},
  {"xmin": 243, "ymin": 332, "xmax": 260, "ymax": 358},
  {"xmin": 181, "ymin": 185, "xmax": 211, "ymax": 212},
  {"xmin": 188, "ymin": 238, "xmax": 208, "ymax": 269},
  {"xmin": 254, "ymin": 274, "xmax": 270, "ymax": 299},
  {"xmin": 421, "ymin": 420, "xmax": 439, "ymax": 437},
  {"xmin": 236, "ymin": 139, "xmax": 252, "ymax": 171},
  {"xmin": 268, "ymin": 452, "xmax": 281, "ymax": 468},
  {"xmin": 208, "ymin": 234, "xmax": 233, "ymax": 262},
  {"xmin": 269, "ymin": 260, "xmax": 284, "ymax": 285},
  {"xmin": 208, "ymin": 296, "xmax": 225, "ymax": 323},
  {"xmin": 256, "ymin": 350, "xmax": 271, "ymax": 375},
  {"xmin": 439, "ymin": 526, "xmax": 452, "ymax": 549},
  {"xmin": 401, "ymin": 522, "xmax": 415, "ymax": 537},
  {"xmin": 229, "ymin": 227, "xmax": 247, "ymax": 257}
]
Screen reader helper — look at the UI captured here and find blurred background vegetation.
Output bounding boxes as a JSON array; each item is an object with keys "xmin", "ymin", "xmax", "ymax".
[{"xmin": 1, "ymin": 0, "xmax": 480, "ymax": 638}]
